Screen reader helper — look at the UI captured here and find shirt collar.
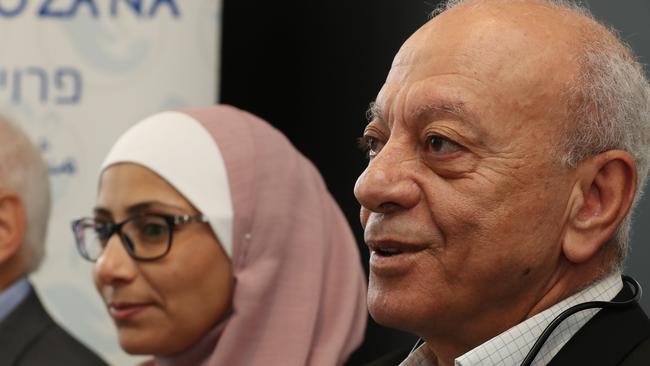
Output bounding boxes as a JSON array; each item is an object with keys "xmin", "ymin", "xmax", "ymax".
[
  {"xmin": 0, "ymin": 277, "xmax": 32, "ymax": 323},
  {"xmin": 399, "ymin": 272, "xmax": 623, "ymax": 366}
]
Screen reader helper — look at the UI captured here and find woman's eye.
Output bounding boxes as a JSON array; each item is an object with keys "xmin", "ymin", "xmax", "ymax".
[
  {"xmin": 141, "ymin": 223, "xmax": 167, "ymax": 237},
  {"xmin": 358, "ymin": 135, "xmax": 385, "ymax": 159},
  {"xmin": 94, "ymin": 222, "xmax": 113, "ymax": 243},
  {"xmin": 428, "ymin": 135, "xmax": 462, "ymax": 155}
]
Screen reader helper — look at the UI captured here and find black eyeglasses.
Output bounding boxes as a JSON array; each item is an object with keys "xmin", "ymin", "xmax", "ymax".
[{"xmin": 71, "ymin": 213, "xmax": 209, "ymax": 262}]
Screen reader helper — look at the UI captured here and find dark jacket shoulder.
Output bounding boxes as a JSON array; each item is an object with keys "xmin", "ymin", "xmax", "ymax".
[
  {"xmin": 0, "ymin": 290, "xmax": 107, "ymax": 366},
  {"xmin": 364, "ymin": 347, "xmax": 411, "ymax": 366},
  {"xmin": 549, "ymin": 283, "xmax": 650, "ymax": 366},
  {"xmin": 621, "ymin": 336, "xmax": 650, "ymax": 365}
]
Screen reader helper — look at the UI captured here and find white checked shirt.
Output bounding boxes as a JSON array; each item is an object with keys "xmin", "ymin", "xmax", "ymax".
[{"xmin": 399, "ymin": 272, "xmax": 623, "ymax": 366}]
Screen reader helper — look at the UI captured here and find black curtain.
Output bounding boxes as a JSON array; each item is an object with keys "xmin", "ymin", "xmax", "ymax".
[{"xmin": 220, "ymin": 1, "xmax": 437, "ymax": 363}]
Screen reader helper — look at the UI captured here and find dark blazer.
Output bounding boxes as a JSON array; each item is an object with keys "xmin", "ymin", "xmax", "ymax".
[
  {"xmin": 548, "ymin": 285, "xmax": 650, "ymax": 366},
  {"xmin": 0, "ymin": 290, "xmax": 107, "ymax": 366},
  {"xmin": 366, "ymin": 285, "xmax": 650, "ymax": 366},
  {"xmin": 364, "ymin": 347, "xmax": 410, "ymax": 366}
]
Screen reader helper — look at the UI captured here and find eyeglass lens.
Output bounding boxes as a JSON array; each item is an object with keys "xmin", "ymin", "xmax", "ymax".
[{"xmin": 76, "ymin": 215, "xmax": 171, "ymax": 261}]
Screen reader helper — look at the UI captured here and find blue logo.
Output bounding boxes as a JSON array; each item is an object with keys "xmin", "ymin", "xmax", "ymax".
[
  {"xmin": 0, "ymin": 66, "xmax": 82, "ymax": 105},
  {"xmin": 0, "ymin": 0, "xmax": 180, "ymax": 18}
]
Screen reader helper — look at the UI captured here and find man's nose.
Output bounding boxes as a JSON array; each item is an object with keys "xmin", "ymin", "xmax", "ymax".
[
  {"xmin": 94, "ymin": 234, "xmax": 137, "ymax": 286},
  {"xmin": 354, "ymin": 140, "xmax": 420, "ymax": 214}
]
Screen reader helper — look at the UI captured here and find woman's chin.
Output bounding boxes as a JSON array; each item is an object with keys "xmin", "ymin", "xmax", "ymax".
[
  {"xmin": 119, "ymin": 337, "xmax": 158, "ymax": 355},
  {"xmin": 119, "ymin": 329, "xmax": 201, "ymax": 357},
  {"xmin": 118, "ymin": 330, "xmax": 171, "ymax": 356}
]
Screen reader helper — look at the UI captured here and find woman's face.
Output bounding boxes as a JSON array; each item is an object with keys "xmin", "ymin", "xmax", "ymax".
[{"xmin": 93, "ymin": 163, "xmax": 232, "ymax": 356}]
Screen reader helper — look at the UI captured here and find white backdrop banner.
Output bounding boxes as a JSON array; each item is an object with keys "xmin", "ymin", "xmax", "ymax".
[{"xmin": 0, "ymin": 1, "xmax": 221, "ymax": 364}]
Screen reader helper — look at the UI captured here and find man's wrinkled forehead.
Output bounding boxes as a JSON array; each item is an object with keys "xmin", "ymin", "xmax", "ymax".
[
  {"xmin": 405, "ymin": 6, "xmax": 580, "ymax": 76},
  {"xmin": 379, "ymin": 1, "xmax": 598, "ymax": 129},
  {"xmin": 367, "ymin": 94, "xmax": 479, "ymax": 131}
]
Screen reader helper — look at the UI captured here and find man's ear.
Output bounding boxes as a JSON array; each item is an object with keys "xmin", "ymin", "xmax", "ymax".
[
  {"xmin": 563, "ymin": 150, "xmax": 637, "ymax": 264},
  {"xmin": 0, "ymin": 191, "xmax": 26, "ymax": 264}
]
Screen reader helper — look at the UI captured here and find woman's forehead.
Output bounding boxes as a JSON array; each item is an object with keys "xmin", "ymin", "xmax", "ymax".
[{"xmin": 97, "ymin": 163, "xmax": 196, "ymax": 215}]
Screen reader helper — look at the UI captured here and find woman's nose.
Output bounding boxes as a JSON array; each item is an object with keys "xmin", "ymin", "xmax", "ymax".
[{"xmin": 94, "ymin": 233, "xmax": 137, "ymax": 286}]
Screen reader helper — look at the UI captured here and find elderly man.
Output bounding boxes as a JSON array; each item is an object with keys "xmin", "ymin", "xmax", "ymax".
[
  {"xmin": 0, "ymin": 119, "xmax": 106, "ymax": 365},
  {"xmin": 354, "ymin": 0, "xmax": 650, "ymax": 365}
]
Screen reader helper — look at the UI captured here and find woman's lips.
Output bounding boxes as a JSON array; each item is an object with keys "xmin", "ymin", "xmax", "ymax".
[{"xmin": 108, "ymin": 302, "xmax": 152, "ymax": 321}]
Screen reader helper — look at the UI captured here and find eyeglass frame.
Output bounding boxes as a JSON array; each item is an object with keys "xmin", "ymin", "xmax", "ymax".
[{"xmin": 71, "ymin": 213, "xmax": 209, "ymax": 262}]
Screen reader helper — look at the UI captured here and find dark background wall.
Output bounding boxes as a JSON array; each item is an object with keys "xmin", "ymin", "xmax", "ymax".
[
  {"xmin": 219, "ymin": 1, "xmax": 650, "ymax": 364},
  {"xmin": 219, "ymin": 2, "xmax": 433, "ymax": 362}
]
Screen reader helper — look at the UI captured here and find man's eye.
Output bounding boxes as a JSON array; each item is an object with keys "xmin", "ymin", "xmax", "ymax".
[
  {"xmin": 428, "ymin": 135, "xmax": 462, "ymax": 154},
  {"xmin": 358, "ymin": 135, "xmax": 385, "ymax": 159}
]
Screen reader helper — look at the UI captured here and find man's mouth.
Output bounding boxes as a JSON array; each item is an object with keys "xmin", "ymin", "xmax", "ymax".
[
  {"xmin": 367, "ymin": 239, "xmax": 427, "ymax": 256},
  {"xmin": 373, "ymin": 247, "xmax": 404, "ymax": 257},
  {"xmin": 366, "ymin": 239, "xmax": 428, "ymax": 275}
]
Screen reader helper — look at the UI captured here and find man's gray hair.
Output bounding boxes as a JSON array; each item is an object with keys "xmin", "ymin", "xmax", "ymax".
[
  {"xmin": 0, "ymin": 118, "xmax": 51, "ymax": 272},
  {"xmin": 435, "ymin": 0, "xmax": 650, "ymax": 266}
]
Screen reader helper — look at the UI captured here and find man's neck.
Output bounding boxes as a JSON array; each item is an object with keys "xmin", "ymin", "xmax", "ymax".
[{"xmin": 526, "ymin": 256, "xmax": 614, "ymax": 317}]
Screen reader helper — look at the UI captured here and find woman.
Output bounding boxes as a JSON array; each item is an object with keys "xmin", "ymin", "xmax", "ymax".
[{"xmin": 72, "ymin": 105, "xmax": 367, "ymax": 365}]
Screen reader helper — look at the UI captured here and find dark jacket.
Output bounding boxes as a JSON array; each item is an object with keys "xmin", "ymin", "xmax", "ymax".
[
  {"xmin": 0, "ymin": 290, "xmax": 108, "ymax": 366},
  {"xmin": 548, "ymin": 284, "xmax": 650, "ymax": 365},
  {"xmin": 367, "ymin": 285, "xmax": 650, "ymax": 366}
]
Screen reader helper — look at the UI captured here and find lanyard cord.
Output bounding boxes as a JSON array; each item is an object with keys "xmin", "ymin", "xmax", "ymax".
[{"xmin": 409, "ymin": 337, "xmax": 424, "ymax": 356}]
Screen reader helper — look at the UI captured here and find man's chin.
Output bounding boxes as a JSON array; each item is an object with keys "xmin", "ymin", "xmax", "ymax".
[{"xmin": 368, "ymin": 285, "xmax": 423, "ymax": 333}]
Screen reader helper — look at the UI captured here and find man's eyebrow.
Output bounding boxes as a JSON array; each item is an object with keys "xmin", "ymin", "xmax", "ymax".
[
  {"xmin": 411, "ymin": 100, "xmax": 478, "ymax": 126},
  {"xmin": 366, "ymin": 100, "xmax": 476, "ymax": 125},
  {"xmin": 366, "ymin": 101, "xmax": 384, "ymax": 122}
]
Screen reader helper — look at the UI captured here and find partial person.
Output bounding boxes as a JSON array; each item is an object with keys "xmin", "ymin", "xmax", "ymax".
[
  {"xmin": 354, "ymin": 0, "xmax": 650, "ymax": 365},
  {"xmin": 0, "ymin": 118, "xmax": 107, "ymax": 365},
  {"xmin": 72, "ymin": 105, "xmax": 367, "ymax": 365}
]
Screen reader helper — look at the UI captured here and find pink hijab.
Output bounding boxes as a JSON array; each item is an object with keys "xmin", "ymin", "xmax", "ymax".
[{"xmin": 106, "ymin": 105, "xmax": 367, "ymax": 365}]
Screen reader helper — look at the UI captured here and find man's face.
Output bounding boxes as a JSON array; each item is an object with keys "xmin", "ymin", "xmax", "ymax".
[{"xmin": 354, "ymin": 4, "xmax": 580, "ymax": 342}]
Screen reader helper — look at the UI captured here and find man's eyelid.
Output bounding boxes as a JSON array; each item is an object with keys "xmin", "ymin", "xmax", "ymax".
[
  {"xmin": 363, "ymin": 122, "xmax": 389, "ymax": 141},
  {"xmin": 431, "ymin": 134, "xmax": 462, "ymax": 147},
  {"xmin": 422, "ymin": 132, "xmax": 466, "ymax": 157},
  {"xmin": 422, "ymin": 123, "xmax": 467, "ymax": 145}
]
